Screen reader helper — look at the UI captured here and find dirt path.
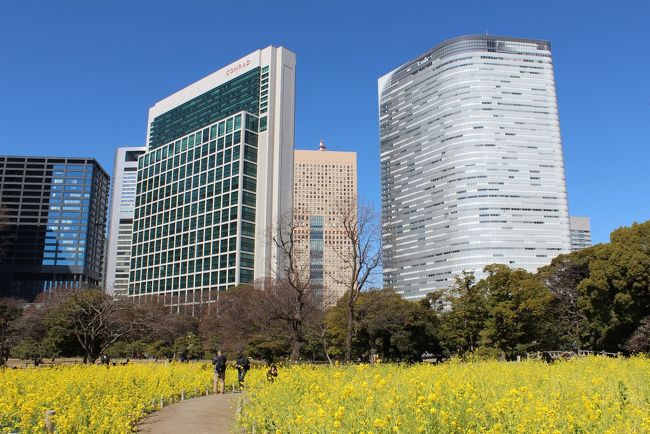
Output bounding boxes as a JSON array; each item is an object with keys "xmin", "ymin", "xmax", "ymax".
[{"xmin": 138, "ymin": 393, "xmax": 239, "ymax": 434}]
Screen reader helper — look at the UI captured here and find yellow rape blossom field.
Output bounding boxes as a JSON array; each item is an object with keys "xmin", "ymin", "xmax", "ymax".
[
  {"xmin": 0, "ymin": 362, "xmax": 212, "ymax": 434},
  {"xmin": 239, "ymin": 357, "xmax": 650, "ymax": 434},
  {"xmin": 2, "ymin": 357, "xmax": 650, "ymax": 433}
]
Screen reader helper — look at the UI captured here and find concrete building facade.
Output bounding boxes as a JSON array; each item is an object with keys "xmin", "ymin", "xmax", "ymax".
[
  {"xmin": 293, "ymin": 141, "xmax": 357, "ymax": 304},
  {"xmin": 105, "ymin": 146, "xmax": 145, "ymax": 296},
  {"xmin": 569, "ymin": 216, "xmax": 592, "ymax": 251}
]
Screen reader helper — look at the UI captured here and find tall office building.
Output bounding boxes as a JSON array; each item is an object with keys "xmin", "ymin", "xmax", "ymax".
[
  {"xmin": 379, "ymin": 35, "xmax": 571, "ymax": 299},
  {"xmin": 105, "ymin": 146, "xmax": 145, "ymax": 296},
  {"xmin": 0, "ymin": 156, "xmax": 109, "ymax": 301},
  {"xmin": 129, "ymin": 46, "xmax": 296, "ymax": 312},
  {"xmin": 294, "ymin": 141, "xmax": 357, "ymax": 304},
  {"xmin": 569, "ymin": 216, "xmax": 592, "ymax": 251}
]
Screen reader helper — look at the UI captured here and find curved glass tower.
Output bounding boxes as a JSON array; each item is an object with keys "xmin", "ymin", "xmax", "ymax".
[{"xmin": 379, "ymin": 35, "xmax": 571, "ymax": 299}]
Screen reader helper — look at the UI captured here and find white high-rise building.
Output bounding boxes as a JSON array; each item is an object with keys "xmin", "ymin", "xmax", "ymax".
[
  {"xmin": 129, "ymin": 46, "xmax": 296, "ymax": 312},
  {"xmin": 294, "ymin": 141, "xmax": 357, "ymax": 304},
  {"xmin": 379, "ymin": 35, "xmax": 571, "ymax": 299},
  {"xmin": 105, "ymin": 147, "xmax": 145, "ymax": 296},
  {"xmin": 569, "ymin": 216, "xmax": 592, "ymax": 251}
]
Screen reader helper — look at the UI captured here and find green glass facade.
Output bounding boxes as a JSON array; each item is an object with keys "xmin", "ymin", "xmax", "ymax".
[
  {"xmin": 148, "ymin": 68, "xmax": 261, "ymax": 150},
  {"xmin": 127, "ymin": 45, "xmax": 297, "ymax": 315},
  {"xmin": 129, "ymin": 111, "xmax": 259, "ymax": 310}
]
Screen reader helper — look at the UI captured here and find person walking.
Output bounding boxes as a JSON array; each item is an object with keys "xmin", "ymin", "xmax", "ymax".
[
  {"xmin": 235, "ymin": 352, "xmax": 250, "ymax": 390},
  {"xmin": 212, "ymin": 350, "xmax": 227, "ymax": 394},
  {"xmin": 235, "ymin": 351, "xmax": 251, "ymax": 390}
]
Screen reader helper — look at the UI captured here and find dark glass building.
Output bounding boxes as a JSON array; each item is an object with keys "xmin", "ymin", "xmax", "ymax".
[{"xmin": 0, "ymin": 156, "xmax": 110, "ymax": 301}]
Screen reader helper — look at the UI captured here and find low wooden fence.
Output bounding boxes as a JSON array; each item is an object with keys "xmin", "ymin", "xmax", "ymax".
[{"xmin": 527, "ymin": 350, "xmax": 619, "ymax": 361}]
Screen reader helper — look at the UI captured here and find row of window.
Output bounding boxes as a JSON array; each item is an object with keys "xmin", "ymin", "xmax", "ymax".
[
  {"xmin": 130, "ymin": 266, "xmax": 254, "ymax": 291},
  {"xmin": 131, "ymin": 220, "xmax": 255, "ymax": 253},
  {"xmin": 131, "ymin": 204, "xmax": 256, "ymax": 247},
  {"xmin": 144, "ymin": 112, "xmax": 258, "ymax": 169},
  {"xmin": 130, "ymin": 248, "xmax": 255, "ymax": 277},
  {"xmin": 131, "ymin": 233, "xmax": 255, "ymax": 264}
]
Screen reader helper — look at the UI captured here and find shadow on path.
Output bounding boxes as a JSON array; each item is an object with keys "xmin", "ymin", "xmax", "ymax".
[{"xmin": 138, "ymin": 393, "xmax": 239, "ymax": 434}]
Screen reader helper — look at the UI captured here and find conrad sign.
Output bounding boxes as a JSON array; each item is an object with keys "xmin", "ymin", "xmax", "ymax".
[{"xmin": 226, "ymin": 59, "xmax": 252, "ymax": 76}]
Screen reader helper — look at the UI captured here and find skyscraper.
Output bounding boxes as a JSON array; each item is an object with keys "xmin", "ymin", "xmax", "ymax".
[
  {"xmin": 569, "ymin": 216, "xmax": 592, "ymax": 251},
  {"xmin": 0, "ymin": 156, "xmax": 109, "ymax": 301},
  {"xmin": 129, "ymin": 46, "xmax": 296, "ymax": 312},
  {"xmin": 379, "ymin": 35, "xmax": 571, "ymax": 299},
  {"xmin": 294, "ymin": 141, "xmax": 358, "ymax": 304},
  {"xmin": 105, "ymin": 146, "xmax": 145, "ymax": 297}
]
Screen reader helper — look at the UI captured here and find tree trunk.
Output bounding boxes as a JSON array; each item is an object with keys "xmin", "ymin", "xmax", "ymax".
[
  {"xmin": 323, "ymin": 337, "xmax": 333, "ymax": 366},
  {"xmin": 290, "ymin": 334, "xmax": 302, "ymax": 362},
  {"xmin": 320, "ymin": 327, "xmax": 333, "ymax": 366},
  {"xmin": 289, "ymin": 297, "xmax": 305, "ymax": 362},
  {"xmin": 0, "ymin": 325, "xmax": 7, "ymax": 366},
  {"xmin": 289, "ymin": 316, "xmax": 303, "ymax": 362},
  {"xmin": 87, "ymin": 352, "xmax": 99, "ymax": 364},
  {"xmin": 344, "ymin": 302, "xmax": 354, "ymax": 363}
]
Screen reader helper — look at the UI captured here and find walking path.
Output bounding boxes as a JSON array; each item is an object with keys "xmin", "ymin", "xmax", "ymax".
[{"xmin": 138, "ymin": 393, "xmax": 239, "ymax": 434}]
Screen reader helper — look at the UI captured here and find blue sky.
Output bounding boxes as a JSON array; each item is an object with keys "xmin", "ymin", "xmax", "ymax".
[{"xmin": 0, "ymin": 0, "xmax": 648, "ymax": 244}]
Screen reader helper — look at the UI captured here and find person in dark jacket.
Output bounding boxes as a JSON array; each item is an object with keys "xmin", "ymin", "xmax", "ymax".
[
  {"xmin": 235, "ymin": 351, "xmax": 250, "ymax": 390},
  {"xmin": 212, "ymin": 350, "xmax": 227, "ymax": 394}
]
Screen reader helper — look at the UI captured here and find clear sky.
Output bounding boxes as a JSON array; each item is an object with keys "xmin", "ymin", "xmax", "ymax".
[{"xmin": 0, "ymin": 0, "xmax": 648, "ymax": 244}]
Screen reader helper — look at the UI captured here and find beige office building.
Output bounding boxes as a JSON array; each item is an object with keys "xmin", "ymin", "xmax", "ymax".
[{"xmin": 294, "ymin": 142, "xmax": 357, "ymax": 304}]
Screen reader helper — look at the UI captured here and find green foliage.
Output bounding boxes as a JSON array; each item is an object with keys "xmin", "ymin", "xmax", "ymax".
[
  {"xmin": 471, "ymin": 346, "xmax": 502, "ymax": 360},
  {"xmin": 2, "ymin": 221, "xmax": 648, "ymax": 364},
  {"xmin": 40, "ymin": 334, "xmax": 63, "ymax": 359},
  {"xmin": 324, "ymin": 293, "xmax": 350, "ymax": 359},
  {"xmin": 478, "ymin": 264, "xmax": 554, "ymax": 359},
  {"xmin": 578, "ymin": 221, "xmax": 650, "ymax": 351},
  {"xmin": 9, "ymin": 335, "xmax": 59, "ymax": 362},
  {"xmin": 105, "ymin": 340, "xmax": 128, "ymax": 358},
  {"xmin": 10, "ymin": 337, "xmax": 41, "ymax": 362},
  {"xmin": 0, "ymin": 298, "xmax": 23, "ymax": 364},
  {"xmin": 146, "ymin": 340, "xmax": 173, "ymax": 360},
  {"xmin": 326, "ymin": 289, "xmax": 442, "ymax": 362},
  {"xmin": 439, "ymin": 272, "xmax": 488, "ymax": 355},
  {"xmin": 538, "ymin": 250, "xmax": 594, "ymax": 350},
  {"xmin": 246, "ymin": 334, "xmax": 291, "ymax": 362},
  {"xmin": 173, "ymin": 332, "xmax": 203, "ymax": 360}
]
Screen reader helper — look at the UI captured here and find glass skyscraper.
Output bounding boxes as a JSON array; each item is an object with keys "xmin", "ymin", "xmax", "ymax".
[
  {"xmin": 105, "ymin": 146, "xmax": 145, "ymax": 297},
  {"xmin": 379, "ymin": 35, "xmax": 571, "ymax": 299},
  {"xmin": 0, "ymin": 156, "xmax": 109, "ymax": 301},
  {"xmin": 128, "ymin": 46, "xmax": 295, "ymax": 313}
]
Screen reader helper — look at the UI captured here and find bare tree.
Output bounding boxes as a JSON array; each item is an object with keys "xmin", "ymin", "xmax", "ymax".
[
  {"xmin": 625, "ymin": 316, "xmax": 650, "ymax": 354},
  {"xmin": 207, "ymin": 283, "xmax": 275, "ymax": 352},
  {"xmin": 138, "ymin": 300, "xmax": 198, "ymax": 351},
  {"xmin": 270, "ymin": 213, "xmax": 315, "ymax": 361},
  {"xmin": 330, "ymin": 200, "xmax": 382, "ymax": 363},
  {"xmin": 44, "ymin": 287, "xmax": 154, "ymax": 363}
]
